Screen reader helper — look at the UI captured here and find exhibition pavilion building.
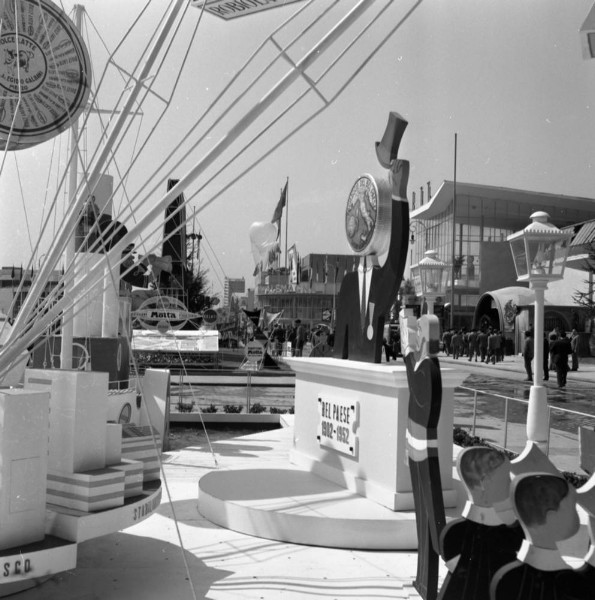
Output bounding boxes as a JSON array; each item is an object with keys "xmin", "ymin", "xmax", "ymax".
[{"xmin": 409, "ymin": 180, "xmax": 595, "ymax": 331}]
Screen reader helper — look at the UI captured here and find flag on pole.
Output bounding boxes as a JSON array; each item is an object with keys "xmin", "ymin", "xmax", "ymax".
[{"xmin": 271, "ymin": 179, "xmax": 288, "ymax": 239}]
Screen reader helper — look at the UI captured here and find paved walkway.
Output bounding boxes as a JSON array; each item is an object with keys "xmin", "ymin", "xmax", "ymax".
[
  {"xmin": 439, "ymin": 351, "xmax": 595, "ymax": 383},
  {"xmin": 439, "ymin": 352, "xmax": 595, "ymax": 473}
]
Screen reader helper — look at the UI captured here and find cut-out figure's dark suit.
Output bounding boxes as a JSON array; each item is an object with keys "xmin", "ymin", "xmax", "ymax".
[
  {"xmin": 405, "ymin": 349, "xmax": 444, "ymax": 600},
  {"xmin": 491, "ymin": 560, "xmax": 579, "ymax": 600},
  {"xmin": 333, "ymin": 159, "xmax": 409, "ymax": 363},
  {"xmin": 559, "ymin": 562, "xmax": 595, "ymax": 600},
  {"xmin": 438, "ymin": 517, "xmax": 524, "ymax": 600}
]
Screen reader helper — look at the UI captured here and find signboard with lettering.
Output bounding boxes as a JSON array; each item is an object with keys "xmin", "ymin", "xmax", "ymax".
[
  {"xmin": 191, "ymin": 0, "xmax": 304, "ymax": 20},
  {"xmin": 245, "ymin": 340, "xmax": 264, "ymax": 361},
  {"xmin": 317, "ymin": 396, "xmax": 359, "ymax": 457},
  {"xmin": 242, "ymin": 340, "xmax": 265, "ymax": 371},
  {"xmin": 132, "ymin": 296, "xmax": 200, "ymax": 331},
  {"xmin": 0, "ymin": 0, "xmax": 92, "ymax": 150}
]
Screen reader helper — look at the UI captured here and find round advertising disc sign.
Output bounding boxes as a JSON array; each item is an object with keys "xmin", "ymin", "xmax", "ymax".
[
  {"xmin": 0, "ymin": 0, "xmax": 92, "ymax": 150},
  {"xmin": 202, "ymin": 309, "xmax": 218, "ymax": 324}
]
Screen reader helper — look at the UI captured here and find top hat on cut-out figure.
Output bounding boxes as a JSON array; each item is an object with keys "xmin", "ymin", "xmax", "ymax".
[{"xmin": 375, "ymin": 111, "xmax": 408, "ymax": 168}]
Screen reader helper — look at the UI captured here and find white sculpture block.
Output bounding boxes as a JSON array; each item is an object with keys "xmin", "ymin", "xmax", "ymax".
[
  {"xmin": 0, "ymin": 388, "xmax": 49, "ymax": 550},
  {"xmin": 24, "ymin": 369, "xmax": 108, "ymax": 473}
]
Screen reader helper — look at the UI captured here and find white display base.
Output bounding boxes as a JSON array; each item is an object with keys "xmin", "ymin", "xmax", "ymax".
[
  {"xmin": 199, "ymin": 467, "xmax": 421, "ymax": 549},
  {"xmin": 0, "ymin": 480, "xmax": 162, "ymax": 597},
  {"xmin": 198, "ymin": 356, "xmax": 466, "ymax": 550},
  {"xmin": 0, "ymin": 536, "xmax": 77, "ymax": 597},
  {"xmin": 287, "ymin": 357, "xmax": 464, "ymax": 511},
  {"xmin": 45, "ymin": 480, "xmax": 162, "ymax": 543}
]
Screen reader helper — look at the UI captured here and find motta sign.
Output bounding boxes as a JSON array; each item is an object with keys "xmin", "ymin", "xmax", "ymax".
[
  {"xmin": 317, "ymin": 396, "xmax": 359, "ymax": 457},
  {"xmin": 132, "ymin": 297, "xmax": 200, "ymax": 331},
  {"xmin": 190, "ymin": 0, "xmax": 303, "ymax": 20}
]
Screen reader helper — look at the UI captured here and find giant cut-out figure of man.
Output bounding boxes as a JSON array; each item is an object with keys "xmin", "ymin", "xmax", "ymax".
[
  {"xmin": 401, "ymin": 311, "xmax": 445, "ymax": 600},
  {"xmin": 333, "ymin": 111, "xmax": 410, "ymax": 363}
]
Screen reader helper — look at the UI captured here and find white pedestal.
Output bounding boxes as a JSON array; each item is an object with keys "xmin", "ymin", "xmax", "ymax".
[
  {"xmin": 105, "ymin": 423, "xmax": 123, "ymax": 465},
  {"xmin": 0, "ymin": 389, "xmax": 50, "ymax": 551},
  {"xmin": 24, "ymin": 369, "xmax": 109, "ymax": 473},
  {"xmin": 139, "ymin": 369, "xmax": 170, "ymax": 452},
  {"xmin": 286, "ymin": 357, "xmax": 465, "ymax": 511}
]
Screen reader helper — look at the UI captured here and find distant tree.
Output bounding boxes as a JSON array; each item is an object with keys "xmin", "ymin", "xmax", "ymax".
[
  {"xmin": 181, "ymin": 239, "xmax": 219, "ymax": 327},
  {"xmin": 184, "ymin": 265, "xmax": 212, "ymax": 314}
]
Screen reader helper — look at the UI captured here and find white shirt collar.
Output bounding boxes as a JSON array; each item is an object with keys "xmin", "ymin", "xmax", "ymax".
[{"xmin": 462, "ymin": 502, "xmax": 506, "ymax": 526}]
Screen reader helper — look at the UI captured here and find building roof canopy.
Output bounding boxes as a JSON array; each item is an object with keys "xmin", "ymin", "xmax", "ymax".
[{"xmin": 412, "ymin": 181, "xmax": 595, "ymax": 229}]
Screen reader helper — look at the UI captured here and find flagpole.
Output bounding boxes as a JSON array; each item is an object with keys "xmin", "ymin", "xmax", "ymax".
[{"xmin": 284, "ymin": 177, "xmax": 289, "ymax": 271}]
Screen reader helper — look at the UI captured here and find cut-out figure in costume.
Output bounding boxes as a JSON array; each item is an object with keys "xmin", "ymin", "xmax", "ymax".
[
  {"xmin": 558, "ymin": 473, "xmax": 595, "ymax": 600},
  {"xmin": 333, "ymin": 112, "xmax": 409, "ymax": 363},
  {"xmin": 490, "ymin": 472, "xmax": 581, "ymax": 600},
  {"xmin": 401, "ymin": 311, "xmax": 444, "ymax": 600},
  {"xmin": 438, "ymin": 447, "xmax": 524, "ymax": 600}
]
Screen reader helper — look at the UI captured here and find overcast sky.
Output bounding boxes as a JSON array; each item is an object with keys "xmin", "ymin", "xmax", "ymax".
[{"xmin": 2, "ymin": 0, "xmax": 595, "ymax": 299}]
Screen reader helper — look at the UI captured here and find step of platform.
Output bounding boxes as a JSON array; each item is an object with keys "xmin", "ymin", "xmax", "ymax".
[{"xmin": 198, "ymin": 466, "xmax": 423, "ymax": 550}]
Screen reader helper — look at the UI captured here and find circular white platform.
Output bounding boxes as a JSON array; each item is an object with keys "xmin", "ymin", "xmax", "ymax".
[{"xmin": 198, "ymin": 467, "xmax": 418, "ymax": 550}]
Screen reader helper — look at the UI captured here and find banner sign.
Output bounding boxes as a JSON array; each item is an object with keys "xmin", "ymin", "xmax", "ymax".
[
  {"xmin": 317, "ymin": 396, "xmax": 359, "ymax": 457},
  {"xmin": 190, "ymin": 0, "xmax": 303, "ymax": 20},
  {"xmin": 132, "ymin": 296, "xmax": 200, "ymax": 332},
  {"xmin": 0, "ymin": 0, "xmax": 92, "ymax": 150}
]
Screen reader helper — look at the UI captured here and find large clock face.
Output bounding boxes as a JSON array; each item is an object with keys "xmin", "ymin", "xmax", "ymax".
[{"xmin": 345, "ymin": 175, "xmax": 379, "ymax": 253}]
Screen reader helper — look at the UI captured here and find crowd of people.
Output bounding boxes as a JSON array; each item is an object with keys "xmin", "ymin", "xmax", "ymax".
[
  {"xmin": 440, "ymin": 325, "xmax": 581, "ymax": 389},
  {"xmin": 522, "ymin": 327, "xmax": 580, "ymax": 388},
  {"xmin": 441, "ymin": 327, "xmax": 507, "ymax": 364},
  {"xmin": 263, "ymin": 320, "xmax": 582, "ymax": 386},
  {"xmin": 267, "ymin": 320, "xmax": 335, "ymax": 357}
]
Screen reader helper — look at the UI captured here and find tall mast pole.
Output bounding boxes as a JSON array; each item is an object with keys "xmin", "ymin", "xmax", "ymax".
[
  {"xmin": 450, "ymin": 133, "xmax": 457, "ymax": 331},
  {"xmin": 284, "ymin": 177, "xmax": 289, "ymax": 271},
  {"xmin": 60, "ymin": 3, "xmax": 84, "ymax": 370}
]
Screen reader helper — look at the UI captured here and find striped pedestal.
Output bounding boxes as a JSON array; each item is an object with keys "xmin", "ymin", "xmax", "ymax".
[
  {"xmin": 111, "ymin": 459, "xmax": 144, "ymax": 498},
  {"xmin": 122, "ymin": 425, "xmax": 161, "ymax": 482},
  {"xmin": 47, "ymin": 468, "xmax": 125, "ymax": 512}
]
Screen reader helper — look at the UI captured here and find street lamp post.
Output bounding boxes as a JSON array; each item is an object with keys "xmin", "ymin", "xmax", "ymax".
[
  {"xmin": 411, "ymin": 250, "xmax": 450, "ymax": 315},
  {"xmin": 507, "ymin": 211, "xmax": 572, "ymax": 451}
]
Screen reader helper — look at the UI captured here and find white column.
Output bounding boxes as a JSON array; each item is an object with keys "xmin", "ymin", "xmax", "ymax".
[
  {"xmin": 426, "ymin": 297, "xmax": 436, "ymax": 315},
  {"xmin": 527, "ymin": 282, "xmax": 549, "ymax": 452}
]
